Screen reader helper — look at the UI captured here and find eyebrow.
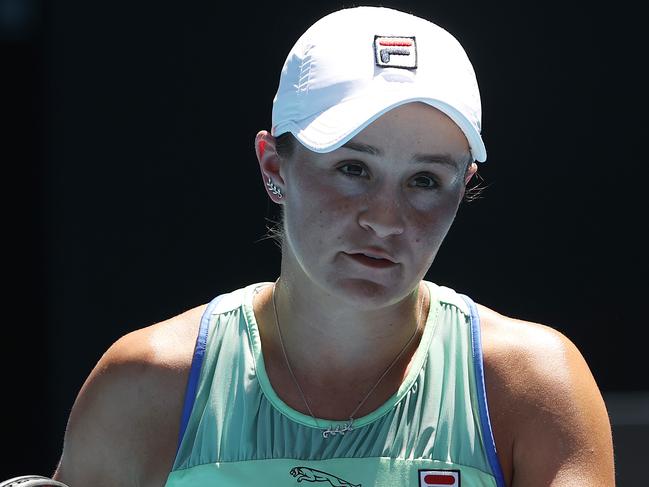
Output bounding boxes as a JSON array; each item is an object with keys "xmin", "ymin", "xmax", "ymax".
[
  {"xmin": 341, "ymin": 141, "xmax": 462, "ymax": 169},
  {"xmin": 342, "ymin": 141, "xmax": 381, "ymax": 156}
]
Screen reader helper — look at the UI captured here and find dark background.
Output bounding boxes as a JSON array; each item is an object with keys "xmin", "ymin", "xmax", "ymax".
[{"xmin": 2, "ymin": 0, "xmax": 646, "ymax": 484}]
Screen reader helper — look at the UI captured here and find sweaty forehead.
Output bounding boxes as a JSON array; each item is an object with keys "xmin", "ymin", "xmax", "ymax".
[
  {"xmin": 344, "ymin": 102, "xmax": 470, "ymax": 162},
  {"xmin": 339, "ymin": 103, "xmax": 472, "ymax": 166}
]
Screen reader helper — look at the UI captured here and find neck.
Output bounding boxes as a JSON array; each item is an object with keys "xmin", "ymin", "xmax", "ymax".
[{"xmin": 270, "ymin": 265, "xmax": 428, "ymax": 378}]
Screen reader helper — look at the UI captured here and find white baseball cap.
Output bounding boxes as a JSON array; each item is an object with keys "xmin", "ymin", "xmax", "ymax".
[{"xmin": 271, "ymin": 6, "xmax": 487, "ymax": 162}]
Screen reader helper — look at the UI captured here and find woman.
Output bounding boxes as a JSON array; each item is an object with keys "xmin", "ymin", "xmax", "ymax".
[{"xmin": 37, "ymin": 6, "xmax": 613, "ymax": 487}]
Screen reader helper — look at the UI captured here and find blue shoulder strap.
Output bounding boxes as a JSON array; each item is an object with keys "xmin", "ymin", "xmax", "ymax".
[
  {"xmin": 459, "ymin": 294, "xmax": 507, "ymax": 487},
  {"xmin": 176, "ymin": 293, "xmax": 227, "ymax": 452}
]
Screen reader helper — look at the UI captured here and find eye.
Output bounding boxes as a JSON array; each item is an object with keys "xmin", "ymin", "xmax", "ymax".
[
  {"xmin": 338, "ymin": 163, "xmax": 368, "ymax": 178},
  {"xmin": 410, "ymin": 174, "xmax": 439, "ymax": 189}
]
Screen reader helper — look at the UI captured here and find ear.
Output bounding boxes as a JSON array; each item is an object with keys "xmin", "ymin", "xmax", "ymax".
[
  {"xmin": 464, "ymin": 162, "xmax": 478, "ymax": 185},
  {"xmin": 457, "ymin": 161, "xmax": 478, "ymax": 203},
  {"xmin": 255, "ymin": 130, "xmax": 286, "ymax": 204}
]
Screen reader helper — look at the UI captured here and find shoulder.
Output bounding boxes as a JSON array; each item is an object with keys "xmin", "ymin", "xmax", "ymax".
[
  {"xmin": 89, "ymin": 302, "xmax": 209, "ymax": 410},
  {"xmin": 475, "ymin": 302, "xmax": 614, "ymax": 486},
  {"xmin": 54, "ymin": 303, "xmax": 208, "ymax": 487},
  {"xmin": 477, "ymin": 303, "xmax": 579, "ymax": 383},
  {"xmin": 476, "ymin": 302, "xmax": 598, "ymax": 408}
]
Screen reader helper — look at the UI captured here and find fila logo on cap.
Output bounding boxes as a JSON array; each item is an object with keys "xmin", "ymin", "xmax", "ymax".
[
  {"xmin": 419, "ymin": 469, "xmax": 460, "ymax": 487},
  {"xmin": 374, "ymin": 35, "xmax": 417, "ymax": 69}
]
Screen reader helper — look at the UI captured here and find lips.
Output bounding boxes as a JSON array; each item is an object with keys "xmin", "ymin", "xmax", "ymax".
[{"xmin": 344, "ymin": 248, "xmax": 399, "ymax": 268}]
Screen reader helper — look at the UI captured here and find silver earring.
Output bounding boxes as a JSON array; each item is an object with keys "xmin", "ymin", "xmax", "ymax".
[{"xmin": 266, "ymin": 177, "xmax": 283, "ymax": 198}]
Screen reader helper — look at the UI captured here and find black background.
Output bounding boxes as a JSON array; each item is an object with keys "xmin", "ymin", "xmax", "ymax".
[{"xmin": 2, "ymin": 0, "xmax": 647, "ymax": 482}]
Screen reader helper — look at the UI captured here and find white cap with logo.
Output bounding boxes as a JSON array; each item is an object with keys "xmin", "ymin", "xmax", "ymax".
[{"xmin": 271, "ymin": 6, "xmax": 486, "ymax": 162}]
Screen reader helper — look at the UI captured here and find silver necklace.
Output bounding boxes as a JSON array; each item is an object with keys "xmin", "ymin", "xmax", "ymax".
[{"xmin": 271, "ymin": 278, "xmax": 426, "ymax": 438}]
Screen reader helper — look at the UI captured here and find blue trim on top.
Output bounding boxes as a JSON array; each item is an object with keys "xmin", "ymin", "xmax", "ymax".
[
  {"xmin": 176, "ymin": 293, "xmax": 227, "ymax": 452},
  {"xmin": 460, "ymin": 294, "xmax": 507, "ymax": 487}
]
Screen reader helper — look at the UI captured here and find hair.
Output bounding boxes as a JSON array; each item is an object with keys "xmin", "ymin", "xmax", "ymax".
[
  {"xmin": 260, "ymin": 132, "xmax": 487, "ymax": 250},
  {"xmin": 275, "ymin": 132, "xmax": 296, "ymax": 160}
]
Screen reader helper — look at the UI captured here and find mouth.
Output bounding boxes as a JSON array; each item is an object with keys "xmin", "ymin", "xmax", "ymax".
[{"xmin": 343, "ymin": 251, "xmax": 398, "ymax": 269}]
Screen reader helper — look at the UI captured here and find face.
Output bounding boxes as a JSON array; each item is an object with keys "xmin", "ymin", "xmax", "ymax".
[{"xmin": 267, "ymin": 102, "xmax": 475, "ymax": 307}]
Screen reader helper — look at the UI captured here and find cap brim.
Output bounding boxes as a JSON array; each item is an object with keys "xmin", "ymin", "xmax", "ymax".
[{"xmin": 273, "ymin": 92, "xmax": 486, "ymax": 162}]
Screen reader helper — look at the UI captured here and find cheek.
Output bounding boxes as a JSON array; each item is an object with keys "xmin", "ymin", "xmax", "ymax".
[
  {"xmin": 284, "ymin": 173, "xmax": 354, "ymax": 247},
  {"xmin": 284, "ymin": 165, "xmax": 463, "ymax": 257},
  {"xmin": 408, "ymin": 194, "xmax": 462, "ymax": 248}
]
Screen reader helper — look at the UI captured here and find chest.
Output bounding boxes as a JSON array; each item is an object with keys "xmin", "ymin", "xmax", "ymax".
[{"xmin": 263, "ymin": 343, "xmax": 417, "ymax": 421}]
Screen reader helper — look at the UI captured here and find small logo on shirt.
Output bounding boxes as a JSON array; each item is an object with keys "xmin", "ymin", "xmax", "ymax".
[
  {"xmin": 289, "ymin": 466, "xmax": 361, "ymax": 487},
  {"xmin": 374, "ymin": 35, "xmax": 417, "ymax": 69},
  {"xmin": 419, "ymin": 469, "xmax": 461, "ymax": 486}
]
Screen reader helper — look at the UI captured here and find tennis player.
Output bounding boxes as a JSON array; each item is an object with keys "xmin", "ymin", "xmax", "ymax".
[{"xmin": 35, "ymin": 6, "xmax": 614, "ymax": 487}]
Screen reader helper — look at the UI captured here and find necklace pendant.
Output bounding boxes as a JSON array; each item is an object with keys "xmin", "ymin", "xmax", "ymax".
[{"xmin": 322, "ymin": 420, "xmax": 354, "ymax": 438}]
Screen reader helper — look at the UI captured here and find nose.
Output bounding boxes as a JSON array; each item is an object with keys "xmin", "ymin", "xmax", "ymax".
[{"xmin": 357, "ymin": 192, "xmax": 405, "ymax": 238}]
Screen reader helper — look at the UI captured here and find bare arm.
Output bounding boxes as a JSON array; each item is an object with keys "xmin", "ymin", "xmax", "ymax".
[
  {"xmin": 52, "ymin": 333, "xmax": 157, "ymax": 486},
  {"xmin": 481, "ymin": 306, "xmax": 615, "ymax": 486},
  {"xmin": 511, "ymin": 331, "xmax": 614, "ymax": 486},
  {"xmin": 52, "ymin": 306, "xmax": 203, "ymax": 487}
]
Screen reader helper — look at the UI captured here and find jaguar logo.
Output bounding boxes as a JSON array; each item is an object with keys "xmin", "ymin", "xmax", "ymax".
[{"xmin": 289, "ymin": 466, "xmax": 361, "ymax": 487}]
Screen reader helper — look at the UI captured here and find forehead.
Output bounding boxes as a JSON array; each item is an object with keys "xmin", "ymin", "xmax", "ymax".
[
  {"xmin": 356, "ymin": 102, "xmax": 469, "ymax": 155},
  {"xmin": 294, "ymin": 102, "xmax": 472, "ymax": 167}
]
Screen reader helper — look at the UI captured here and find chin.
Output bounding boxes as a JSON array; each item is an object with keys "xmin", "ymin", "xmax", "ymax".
[{"xmin": 326, "ymin": 276, "xmax": 407, "ymax": 309}]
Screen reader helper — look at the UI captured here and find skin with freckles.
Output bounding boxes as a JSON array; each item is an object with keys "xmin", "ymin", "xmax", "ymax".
[
  {"xmin": 51, "ymin": 102, "xmax": 614, "ymax": 487},
  {"xmin": 272, "ymin": 102, "xmax": 475, "ymax": 308}
]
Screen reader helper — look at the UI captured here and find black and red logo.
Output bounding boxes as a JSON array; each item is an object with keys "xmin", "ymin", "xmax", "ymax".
[{"xmin": 374, "ymin": 35, "xmax": 417, "ymax": 69}]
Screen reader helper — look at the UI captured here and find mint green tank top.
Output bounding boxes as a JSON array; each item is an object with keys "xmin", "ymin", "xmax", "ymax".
[{"xmin": 164, "ymin": 281, "xmax": 506, "ymax": 487}]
